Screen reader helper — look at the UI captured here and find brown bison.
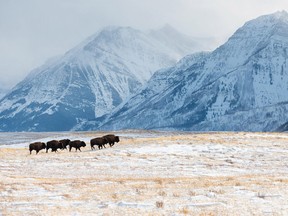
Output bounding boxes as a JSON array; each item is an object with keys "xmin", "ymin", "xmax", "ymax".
[
  {"xmin": 90, "ymin": 137, "xmax": 108, "ymax": 150},
  {"xmin": 29, "ymin": 142, "xmax": 46, "ymax": 154},
  {"xmin": 69, "ymin": 140, "xmax": 86, "ymax": 152},
  {"xmin": 46, "ymin": 140, "xmax": 64, "ymax": 153},
  {"xmin": 59, "ymin": 139, "xmax": 71, "ymax": 150},
  {"xmin": 103, "ymin": 134, "xmax": 120, "ymax": 147}
]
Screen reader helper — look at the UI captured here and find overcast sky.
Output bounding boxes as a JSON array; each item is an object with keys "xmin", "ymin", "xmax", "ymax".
[{"xmin": 1, "ymin": 0, "xmax": 288, "ymax": 89}]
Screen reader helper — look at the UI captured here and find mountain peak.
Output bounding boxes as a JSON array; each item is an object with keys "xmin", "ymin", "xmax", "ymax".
[
  {"xmin": 158, "ymin": 24, "xmax": 182, "ymax": 34},
  {"xmin": 218, "ymin": 10, "xmax": 288, "ymax": 63},
  {"xmin": 98, "ymin": 26, "xmax": 139, "ymax": 34},
  {"xmin": 150, "ymin": 24, "xmax": 190, "ymax": 41},
  {"xmin": 247, "ymin": 10, "xmax": 288, "ymax": 27},
  {"xmin": 272, "ymin": 10, "xmax": 288, "ymax": 19}
]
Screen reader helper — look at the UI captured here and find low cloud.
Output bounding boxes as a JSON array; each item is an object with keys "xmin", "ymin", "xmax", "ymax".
[{"xmin": 0, "ymin": 0, "xmax": 287, "ymax": 88}]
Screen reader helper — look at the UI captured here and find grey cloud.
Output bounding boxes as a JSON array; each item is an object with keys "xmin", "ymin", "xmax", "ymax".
[{"xmin": 0, "ymin": 0, "xmax": 287, "ymax": 89}]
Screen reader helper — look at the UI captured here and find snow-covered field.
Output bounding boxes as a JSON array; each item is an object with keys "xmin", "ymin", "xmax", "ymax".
[{"xmin": 0, "ymin": 131, "xmax": 288, "ymax": 215}]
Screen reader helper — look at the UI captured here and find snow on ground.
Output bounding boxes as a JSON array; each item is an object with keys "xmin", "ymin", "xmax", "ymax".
[{"xmin": 0, "ymin": 131, "xmax": 288, "ymax": 215}]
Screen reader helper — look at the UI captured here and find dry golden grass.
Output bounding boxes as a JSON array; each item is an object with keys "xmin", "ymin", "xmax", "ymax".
[{"xmin": 0, "ymin": 131, "xmax": 288, "ymax": 215}]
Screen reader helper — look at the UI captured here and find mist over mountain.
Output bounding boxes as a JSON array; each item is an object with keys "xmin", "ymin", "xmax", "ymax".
[
  {"xmin": 0, "ymin": 25, "xmax": 205, "ymax": 131},
  {"xmin": 0, "ymin": 88, "xmax": 9, "ymax": 100},
  {"xmin": 89, "ymin": 11, "xmax": 288, "ymax": 132},
  {"xmin": 149, "ymin": 24, "xmax": 215, "ymax": 56}
]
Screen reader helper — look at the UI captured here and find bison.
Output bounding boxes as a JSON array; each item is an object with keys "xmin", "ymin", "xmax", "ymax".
[
  {"xmin": 59, "ymin": 139, "xmax": 71, "ymax": 150},
  {"xmin": 90, "ymin": 137, "xmax": 108, "ymax": 150},
  {"xmin": 103, "ymin": 134, "xmax": 120, "ymax": 147},
  {"xmin": 29, "ymin": 142, "xmax": 46, "ymax": 155},
  {"xmin": 46, "ymin": 140, "xmax": 64, "ymax": 153},
  {"xmin": 68, "ymin": 140, "xmax": 86, "ymax": 152}
]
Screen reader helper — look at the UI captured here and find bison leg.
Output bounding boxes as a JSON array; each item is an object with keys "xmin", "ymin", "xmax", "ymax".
[
  {"xmin": 78, "ymin": 147, "xmax": 81, "ymax": 152},
  {"xmin": 30, "ymin": 150, "xmax": 32, "ymax": 155},
  {"xmin": 69, "ymin": 146, "xmax": 72, "ymax": 152},
  {"xmin": 36, "ymin": 150, "xmax": 39, "ymax": 154}
]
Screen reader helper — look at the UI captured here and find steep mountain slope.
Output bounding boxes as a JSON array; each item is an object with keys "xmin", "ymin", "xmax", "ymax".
[
  {"xmin": 96, "ymin": 11, "xmax": 288, "ymax": 131},
  {"xmin": 0, "ymin": 26, "xmax": 203, "ymax": 132}
]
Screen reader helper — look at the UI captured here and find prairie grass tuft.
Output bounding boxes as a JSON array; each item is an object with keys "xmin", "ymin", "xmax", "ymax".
[{"xmin": 156, "ymin": 201, "xmax": 164, "ymax": 208}]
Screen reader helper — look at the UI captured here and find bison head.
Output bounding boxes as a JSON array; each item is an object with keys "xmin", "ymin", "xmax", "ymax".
[
  {"xmin": 115, "ymin": 136, "xmax": 120, "ymax": 142},
  {"xmin": 81, "ymin": 141, "xmax": 86, "ymax": 147}
]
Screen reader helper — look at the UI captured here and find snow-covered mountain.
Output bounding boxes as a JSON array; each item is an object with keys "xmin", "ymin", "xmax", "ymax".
[
  {"xmin": 92, "ymin": 11, "xmax": 288, "ymax": 132},
  {"xmin": 0, "ymin": 26, "xmax": 204, "ymax": 132}
]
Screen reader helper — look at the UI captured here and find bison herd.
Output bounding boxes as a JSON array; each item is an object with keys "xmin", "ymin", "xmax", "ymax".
[{"xmin": 29, "ymin": 134, "xmax": 120, "ymax": 155}]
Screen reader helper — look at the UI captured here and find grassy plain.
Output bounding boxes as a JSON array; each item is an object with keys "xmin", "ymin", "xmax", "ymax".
[{"xmin": 0, "ymin": 131, "xmax": 287, "ymax": 215}]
